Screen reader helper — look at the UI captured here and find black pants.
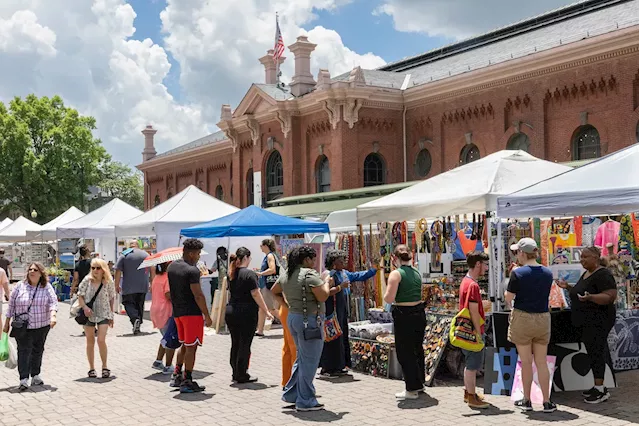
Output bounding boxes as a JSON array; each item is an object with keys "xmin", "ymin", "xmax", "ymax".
[
  {"xmin": 122, "ymin": 293, "xmax": 146, "ymax": 326},
  {"xmin": 226, "ymin": 305, "xmax": 258, "ymax": 382},
  {"xmin": 16, "ymin": 326, "xmax": 50, "ymax": 380},
  {"xmin": 392, "ymin": 303, "xmax": 427, "ymax": 391},
  {"xmin": 582, "ymin": 322, "xmax": 614, "ymax": 380}
]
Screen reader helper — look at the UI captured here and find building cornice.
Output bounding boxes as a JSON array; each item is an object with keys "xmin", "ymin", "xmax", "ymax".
[{"xmin": 137, "ymin": 140, "xmax": 232, "ymax": 172}]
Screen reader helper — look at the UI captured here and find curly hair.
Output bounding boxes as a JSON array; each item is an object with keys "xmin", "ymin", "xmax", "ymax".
[
  {"xmin": 287, "ymin": 246, "xmax": 317, "ymax": 279},
  {"xmin": 183, "ymin": 238, "xmax": 204, "ymax": 252},
  {"xmin": 325, "ymin": 249, "xmax": 346, "ymax": 270},
  {"xmin": 261, "ymin": 238, "xmax": 277, "ymax": 253}
]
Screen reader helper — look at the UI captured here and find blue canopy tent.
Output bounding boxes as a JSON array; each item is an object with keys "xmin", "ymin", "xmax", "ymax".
[{"xmin": 180, "ymin": 205, "xmax": 330, "ymax": 238}]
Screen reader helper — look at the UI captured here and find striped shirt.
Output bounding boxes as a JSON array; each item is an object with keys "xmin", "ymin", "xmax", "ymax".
[{"xmin": 6, "ymin": 281, "xmax": 58, "ymax": 329}]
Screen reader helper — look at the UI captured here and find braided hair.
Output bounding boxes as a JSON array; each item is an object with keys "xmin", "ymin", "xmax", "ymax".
[
  {"xmin": 325, "ymin": 249, "xmax": 346, "ymax": 270},
  {"xmin": 286, "ymin": 246, "xmax": 317, "ymax": 279}
]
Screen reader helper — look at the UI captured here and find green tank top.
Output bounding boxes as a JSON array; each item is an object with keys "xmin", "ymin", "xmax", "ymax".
[{"xmin": 396, "ymin": 265, "xmax": 422, "ymax": 303}]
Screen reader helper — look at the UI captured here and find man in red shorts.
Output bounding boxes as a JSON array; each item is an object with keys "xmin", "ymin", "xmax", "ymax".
[{"xmin": 168, "ymin": 238, "xmax": 212, "ymax": 393}]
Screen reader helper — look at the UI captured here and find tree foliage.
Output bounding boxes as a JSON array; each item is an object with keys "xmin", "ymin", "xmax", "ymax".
[
  {"xmin": 89, "ymin": 160, "xmax": 144, "ymax": 211},
  {"xmin": 0, "ymin": 95, "xmax": 143, "ymax": 222}
]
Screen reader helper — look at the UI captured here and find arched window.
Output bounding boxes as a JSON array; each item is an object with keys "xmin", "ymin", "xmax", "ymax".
[
  {"xmin": 153, "ymin": 195, "xmax": 161, "ymax": 207},
  {"xmin": 246, "ymin": 169, "xmax": 254, "ymax": 206},
  {"xmin": 460, "ymin": 144, "xmax": 481, "ymax": 165},
  {"xmin": 506, "ymin": 133, "xmax": 530, "ymax": 152},
  {"xmin": 266, "ymin": 150, "xmax": 283, "ymax": 201},
  {"xmin": 316, "ymin": 156, "xmax": 331, "ymax": 193},
  {"xmin": 572, "ymin": 125, "xmax": 601, "ymax": 160},
  {"xmin": 364, "ymin": 153, "xmax": 385, "ymax": 186},
  {"xmin": 414, "ymin": 149, "xmax": 432, "ymax": 178},
  {"xmin": 215, "ymin": 185, "xmax": 224, "ymax": 201}
]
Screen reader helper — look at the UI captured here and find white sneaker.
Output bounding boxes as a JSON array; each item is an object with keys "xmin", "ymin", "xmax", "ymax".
[
  {"xmin": 31, "ymin": 375, "xmax": 44, "ymax": 386},
  {"xmin": 395, "ymin": 390, "xmax": 419, "ymax": 400},
  {"xmin": 162, "ymin": 365, "xmax": 174, "ymax": 375},
  {"xmin": 19, "ymin": 379, "xmax": 29, "ymax": 391}
]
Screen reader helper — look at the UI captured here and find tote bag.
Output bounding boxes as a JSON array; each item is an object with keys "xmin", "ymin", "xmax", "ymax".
[{"xmin": 449, "ymin": 285, "xmax": 485, "ymax": 352}]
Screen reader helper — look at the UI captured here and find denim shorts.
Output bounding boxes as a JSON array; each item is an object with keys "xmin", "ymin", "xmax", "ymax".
[
  {"xmin": 461, "ymin": 347, "xmax": 485, "ymax": 371},
  {"xmin": 87, "ymin": 318, "xmax": 110, "ymax": 327}
]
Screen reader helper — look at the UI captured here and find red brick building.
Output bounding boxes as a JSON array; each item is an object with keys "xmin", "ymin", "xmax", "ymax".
[{"xmin": 138, "ymin": 0, "xmax": 639, "ymax": 213}]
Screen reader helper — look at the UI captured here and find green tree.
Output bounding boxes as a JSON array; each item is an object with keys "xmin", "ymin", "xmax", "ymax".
[
  {"xmin": 0, "ymin": 95, "xmax": 106, "ymax": 222},
  {"xmin": 89, "ymin": 160, "xmax": 144, "ymax": 211}
]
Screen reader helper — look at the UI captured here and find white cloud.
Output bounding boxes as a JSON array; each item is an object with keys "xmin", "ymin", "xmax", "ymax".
[
  {"xmin": 0, "ymin": 0, "xmax": 386, "ymax": 166},
  {"xmin": 374, "ymin": 0, "xmax": 578, "ymax": 40}
]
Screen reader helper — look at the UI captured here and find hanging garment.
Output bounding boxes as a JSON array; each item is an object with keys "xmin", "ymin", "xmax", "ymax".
[
  {"xmin": 574, "ymin": 216, "xmax": 583, "ymax": 247},
  {"xmin": 619, "ymin": 215, "xmax": 637, "ymax": 258},
  {"xmin": 582, "ymin": 217, "xmax": 602, "ymax": 247},
  {"xmin": 540, "ymin": 220, "xmax": 550, "ymax": 266},
  {"xmin": 594, "ymin": 220, "xmax": 621, "ymax": 256},
  {"xmin": 631, "ymin": 213, "xmax": 639, "ymax": 247}
]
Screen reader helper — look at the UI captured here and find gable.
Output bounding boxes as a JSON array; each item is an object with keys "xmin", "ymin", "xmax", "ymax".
[{"xmin": 233, "ymin": 84, "xmax": 277, "ymax": 118}]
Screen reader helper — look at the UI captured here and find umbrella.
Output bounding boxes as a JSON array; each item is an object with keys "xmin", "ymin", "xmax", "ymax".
[{"xmin": 137, "ymin": 247, "xmax": 208, "ymax": 269}]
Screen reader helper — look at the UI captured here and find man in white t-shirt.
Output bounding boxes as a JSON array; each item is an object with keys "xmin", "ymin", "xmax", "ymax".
[{"xmin": 0, "ymin": 267, "xmax": 10, "ymax": 331}]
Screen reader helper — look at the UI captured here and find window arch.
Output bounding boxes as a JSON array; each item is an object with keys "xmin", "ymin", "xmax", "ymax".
[
  {"xmin": 460, "ymin": 144, "xmax": 481, "ymax": 165},
  {"xmin": 363, "ymin": 153, "xmax": 386, "ymax": 187},
  {"xmin": 246, "ymin": 168, "xmax": 254, "ymax": 206},
  {"xmin": 316, "ymin": 155, "xmax": 331, "ymax": 193},
  {"xmin": 153, "ymin": 194, "xmax": 161, "ymax": 207},
  {"xmin": 414, "ymin": 149, "xmax": 432, "ymax": 178},
  {"xmin": 572, "ymin": 125, "xmax": 601, "ymax": 160},
  {"xmin": 506, "ymin": 133, "xmax": 530, "ymax": 152},
  {"xmin": 266, "ymin": 150, "xmax": 283, "ymax": 201},
  {"xmin": 215, "ymin": 185, "xmax": 224, "ymax": 201}
]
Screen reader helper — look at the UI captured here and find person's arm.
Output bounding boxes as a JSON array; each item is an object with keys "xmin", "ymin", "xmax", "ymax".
[
  {"xmin": 114, "ymin": 270, "xmax": 122, "ymax": 294},
  {"xmin": 1, "ymin": 272, "xmax": 9, "ymax": 302},
  {"xmin": 251, "ymin": 288, "xmax": 274, "ymax": 318},
  {"xmin": 468, "ymin": 301, "xmax": 483, "ymax": 336},
  {"xmin": 271, "ymin": 278, "xmax": 286, "ymax": 306},
  {"xmin": 71, "ymin": 271, "xmax": 80, "ymax": 294},
  {"xmin": 257, "ymin": 254, "xmax": 277, "ymax": 277},
  {"xmin": 346, "ymin": 268, "xmax": 377, "ymax": 283},
  {"xmin": 7, "ymin": 264, "xmax": 12, "ymax": 281},
  {"xmin": 46, "ymin": 284, "xmax": 58, "ymax": 328},
  {"xmin": 504, "ymin": 271, "xmax": 519, "ymax": 308},
  {"xmin": 189, "ymin": 269, "xmax": 212, "ymax": 326},
  {"xmin": 308, "ymin": 271, "xmax": 331, "ymax": 303},
  {"xmin": 383, "ymin": 270, "xmax": 401, "ymax": 304},
  {"xmin": 3, "ymin": 285, "xmax": 19, "ymax": 333},
  {"xmin": 581, "ymin": 270, "xmax": 618, "ymax": 305}
]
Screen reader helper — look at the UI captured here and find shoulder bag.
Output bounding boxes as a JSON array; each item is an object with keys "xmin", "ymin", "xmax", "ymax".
[
  {"xmin": 265, "ymin": 252, "xmax": 281, "ymax": 290},
  {"xmin": 449, "ymin": 280, "xmax": 485, "ymax": 352},
  {"xmin": 301, "ymin": 271, "xmax": 322, "ymax": 340},
  {"xmin": 75, "ymin": 282, "xmax": 104, "ymax": 325},
  {"xmin": 323, "ymin": 294, "xmax": 343, "ymax": 342},
  {"xmin": 9, "ymin": 283, "xmax": 40, "ymax": 339}
]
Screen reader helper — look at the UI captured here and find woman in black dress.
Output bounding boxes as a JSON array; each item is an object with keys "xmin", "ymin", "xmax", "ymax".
[
  {"xmin": 558, "ymin": 246, "xmax": 617, "ymax": 404},
  {"xmin": 225, "ymin": 247, "xmax": 273, "ymax": 383}
]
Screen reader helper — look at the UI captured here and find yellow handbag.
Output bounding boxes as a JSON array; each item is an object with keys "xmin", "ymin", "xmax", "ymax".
[{"xmin": 449, "ymin": 286, "xmax": 485, "ymax": 352}]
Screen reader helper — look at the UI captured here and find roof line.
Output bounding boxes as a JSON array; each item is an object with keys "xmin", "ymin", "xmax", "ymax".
[{"xmin": 378, "ymin": 0, "xmax": 630, "ymax": 72}]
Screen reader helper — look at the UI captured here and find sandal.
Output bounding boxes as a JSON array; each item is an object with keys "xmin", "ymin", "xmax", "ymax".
[
  {"xmin": 88, "ymin": 370, "xmax": 97, "ymax": 378},
  {"xmin": 102, "ymin": 368, "xmax": 111, "ymax": 379}
]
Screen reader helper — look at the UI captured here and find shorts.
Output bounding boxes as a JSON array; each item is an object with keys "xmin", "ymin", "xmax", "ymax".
[
  {"xmin": 175, "ymin": 315, "xmax": 204, "ymax": 346},
  {"xmin": 86, "ymin": 319, "xmax": 110, "ymax": 327},
  {"xmin": 462, "ymin": 344, "xmax": 485, "ymax": 371},
  {"xmin": 260, "ymin": 287, "xmax": 279, "ymax": 311},
  {"xmin": 508, "ymin": 309, "xmax": 551, "ymax": 346}
]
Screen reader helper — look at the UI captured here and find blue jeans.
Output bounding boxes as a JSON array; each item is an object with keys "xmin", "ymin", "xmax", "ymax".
[{"xmin": 283, "ymin": 312, "xmax": 324, "ymax": 409}]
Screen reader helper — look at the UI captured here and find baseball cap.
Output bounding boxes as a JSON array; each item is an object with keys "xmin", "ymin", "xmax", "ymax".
[{"xmin": 510, "ymin": 237, "xmax": 538, "ymax": 253}]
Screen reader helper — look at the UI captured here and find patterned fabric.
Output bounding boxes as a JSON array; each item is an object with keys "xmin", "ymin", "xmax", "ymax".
[
  {"xmin": 6, "ymin": 281, "xmax": 58, "ymax": 329},
  {"xmin": 78, "ymin": 276, "xmax": 116, "ymax": 323},
  {"xmin": 540, "ymin": 220, "xmax": 550, "ymax": 266},
  {"xmin": 573, "ymin": 216, "xmax": 583, "ymax": 246},
  {"xmin": 582, "ymin": 217, "xmax": 602, "ymax": 247},
  {"xmin": 619, "ymin": 215, "xmax": 638, "ymax": 258}
]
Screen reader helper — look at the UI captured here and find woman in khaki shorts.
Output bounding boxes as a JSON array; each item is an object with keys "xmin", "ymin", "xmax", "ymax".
[{"xmin": 505, "ymin": 238, "xmax": 556, "ymax": 413}]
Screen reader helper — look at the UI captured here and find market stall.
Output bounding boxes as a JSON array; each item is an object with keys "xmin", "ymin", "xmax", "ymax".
[
  {"xmin": 0, "ymin": 216, "xmax": 44, "ymax": 278},
  {"xmin": 115, "ymin": 185, "xmax": 239, "ymax": 250},
  {"xmin": 493, "ymin": 144, "xmax": 639, "ymax": 392},
  {"xmin": 349, "ymin": 150, "xmax": 571, "ymax": 383},
  {"xmin": 26, "ymin": 206, "xmax": 85, "ymax": 242}
]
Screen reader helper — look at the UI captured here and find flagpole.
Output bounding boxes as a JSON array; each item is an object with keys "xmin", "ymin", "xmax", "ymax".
[{"xmin": 275, "ymin": 12, "xmax": 281, "ymax": 88}]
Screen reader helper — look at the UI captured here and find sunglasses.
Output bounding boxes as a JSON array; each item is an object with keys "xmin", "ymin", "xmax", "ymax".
[
  {"xmin": 91, "ymin": 266, "xmax": 102, "ymax": 270},
  {"xmin": 28, "ymin": 268, "xmax": 39, "ymax": 272}
]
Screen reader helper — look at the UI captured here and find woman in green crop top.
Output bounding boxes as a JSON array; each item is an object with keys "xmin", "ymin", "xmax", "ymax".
[{"xmin": 383, "ymin": 244, "xmax": 426, "ymax": 401}]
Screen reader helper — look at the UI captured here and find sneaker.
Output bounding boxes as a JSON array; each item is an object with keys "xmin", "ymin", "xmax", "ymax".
[
  {"xmin": 584, "ymin": 388, "xmax": 610, "ymax": 404},
  {"xmin": 180, "ymin": 380, "xmax": 206, "ymax": 393},
  {"xmin": 464, "ymin": 390, "xmax": 485, "ymax": 402},
  {"xmin": 395, "ymin": 390, "xmax": 419, "ymax": 400},
  {"xmin": 514, "ymin": 398, "xmax": 533, "ymax": 412},
  {"xmin": 169, "ymin": 373, "xmax": 183, "ymax": 388},
  {"xmin": 152, "ymin": 360, "xmax": 164, "ymax": 371},
  {"xmin": 236, "ymin": 376, "xmax": 259, "ymax": 384},
  {"xmin": 162, "ymin": 365, "xmax": 174, "ymax": 375},
  {"xmin": 296, "ymin": 403, "xmax": 325, "ymax": 412},
  {"xmin": 582, "ymin": 387, "xmax": 598, "ymax": 398},
  {"xmin": 31, "ymin": 375, "xmax": 44, "ymax": 386},
  {"xmin": 543, "ymin": 401, "xmax": 557, "ymax": 413},
  {"xmin": 467, "ymin": 393, "xmax": 490, "ymax": 409},
  {"xmin": 18, "ymin": 379, "xmax": 29, "ymax": 391},
  {"xmin": 133, "ymin": 319, "xmax": 141, "ymax": 335}
]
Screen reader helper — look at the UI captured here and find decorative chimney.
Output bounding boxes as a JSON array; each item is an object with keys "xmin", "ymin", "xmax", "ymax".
[
  {"xmin": 141, "ymin": 125, "xmax": 157, "ymax": 162},
  {"xmin": 288, "ymin": 35, "xmax": 317, "ymax": 97},
  {"xmin": 220, "ymin": 104, "xmax": 233, "ymax": 121},
  {"xmin": 259, "ymin": 49, "xmax": 285, "ymax": 85},
  {"xmin": 315, "ymin": 69, "xmax": 331, "ymax": 91}
]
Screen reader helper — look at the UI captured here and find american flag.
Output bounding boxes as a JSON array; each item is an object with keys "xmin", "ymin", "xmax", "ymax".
[{"xmin": 273, "ymin": 16, "xmax": 285, "ymax": 62}]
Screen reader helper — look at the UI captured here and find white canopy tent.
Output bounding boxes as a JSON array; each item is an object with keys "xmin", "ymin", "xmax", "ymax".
[
  {"xmin": 26, "ymin": 206, "xmax": 85, "ymax": 242},
  {"xmin": 497, "ymin": 144, "xmax": 639, "ymax": 217},
  {"xmin": 0, "ymin": 216, "xmax": 42, "ymax": 243},
  {"xmin": 357, "ymin": 150, "xmax": 572, "ymax": 224},
  {"xmin": 57, "ymin": 198, "xmax": 142, "ymax": 239},
  {"xmin": 115, "ymin": 185, "xmax": 239, "ymax": 250},
  {"xmin": 0, "ymin": 218, "xmax": 14, "ymax": 232}
]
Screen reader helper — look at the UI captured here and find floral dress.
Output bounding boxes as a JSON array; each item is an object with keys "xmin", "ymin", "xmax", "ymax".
[{"xmin": 78, "ymin": 276, "xmax": 116, "ymax": 324}]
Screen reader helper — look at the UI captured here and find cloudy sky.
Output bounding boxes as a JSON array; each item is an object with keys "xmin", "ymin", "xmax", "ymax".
[{"xmin": 0, "ymin": 0, "xmax": 579, "ymax": 166}]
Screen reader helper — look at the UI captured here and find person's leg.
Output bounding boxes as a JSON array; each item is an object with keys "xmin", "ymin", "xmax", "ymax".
[
  {"xmin": 236, "ymin": 321, "xmax": 257, "ymax": 381},
  {"xmin": 183, "ymin": 345, "xmax": 197, "ymax": 377},
  {"xmin": 516, "ymin": 344, "xmax": 534, "ymax": 401},
  {"xmin": 532, "ymin": 343, "xmax": 551, "ymax": 403},
  {"xmin": 164, "ymin": 349, "xmax": 176, "ymax": 367},
  {"xmin": 16, "ymin": 332, "xmax": 34, "ymax": 381},
  {"xmin": 227, "ymin": 320, "xmax": 240, "ymax": 379},
  {"xmin": 85, "ymin": 325, "xmax": 96, "ymax": 371},
  {"xmin": 413, "ymin": 308, "xmax": 427, "ymax": 387},
  {"xmin": 28, "ymin": 326, "xmax": 49, "ymax": 379},
  {"xmin": 121, "ymin": 294, "xmax": 137, "ymax": 326},
  {"xmin": 283, "ymin": 312, "xmax": 301, "ymax": 402},
  {"xmin": 156, "ymin": 344, "xmax": 166, "ymax": 363},
  {"xmin": 291, "ymin": 315, "xmax": 323, "ymax": 409},
  {"xmin": 280, "ymin": 305, "xmax": 296, "ymax": 387},
  {"xmin": 137, "ymin": 293, "xmax": 146, "ymax": 324},
  {"xmin": 393, "ymin": 308, "xmax": 419, "ymax": 392},
  {"xmin": 174, "ymin": 345, "xmax": 185, "ymax": 375},
  {"xmin": 584, "ymin": 324, "xmax": 611, "ymax": 387},
  {"xmin": 181, "ymin": 316, "xmax": 204, "ymax": 384},
  {"xmin": 96, "ymin": 324, "xmax": 109, "ymax": 371}
]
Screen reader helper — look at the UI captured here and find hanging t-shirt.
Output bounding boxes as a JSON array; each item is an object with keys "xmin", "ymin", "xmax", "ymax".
[
  {"xmin": 582, "ymin": 217, "xmax": 602, "ymax": 247},
  {"xmin": 594, "ymin": 220, "xmax": 621, "ymax": 256}
]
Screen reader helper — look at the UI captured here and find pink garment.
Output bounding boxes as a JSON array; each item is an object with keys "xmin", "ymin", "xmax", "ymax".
[
  {"xmin": 594, "ymin": 220, "xmax": 621, "ymax": 256},
  {"xmin": 150, "ymin": 273, "xmax": 172, "ymax": 329}
]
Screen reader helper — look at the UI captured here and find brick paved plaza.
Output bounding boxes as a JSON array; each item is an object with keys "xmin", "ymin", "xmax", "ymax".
[{"xmin": 0, "ymin": 302, "xmax": 637, "ymax": 426}]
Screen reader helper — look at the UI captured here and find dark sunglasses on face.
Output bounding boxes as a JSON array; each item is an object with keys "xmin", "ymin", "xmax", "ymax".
[
  {"xmin": 28, "ymin": 268, "xmax": 39, "ymax": 272},
  {"xmin": 91, "ymin": 266, "xmax": 102, "ymax": 270}
]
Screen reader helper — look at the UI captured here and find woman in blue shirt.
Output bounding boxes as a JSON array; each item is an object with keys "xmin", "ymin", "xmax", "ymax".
[{"xmin": 319, "ymin": 249, "xmax": 378, "ymax": 377}]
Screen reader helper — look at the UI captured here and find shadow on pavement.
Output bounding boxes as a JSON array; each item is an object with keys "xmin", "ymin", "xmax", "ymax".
[
  {"xmin": 229, "ymin": 382, "xmax": 277, "ymax": 391},
  {"xmin": 116, "ymin": 332, "xmax": 156, "ymax": 337},
  {"xmin": 522, "ymin": 410, "xmax": 579, "ymax": 422},
  {"xmin": 284, "ymin": 409, "xmax": 348, "ymax": 422},
  {"xmin": 0, "ymin": 384, "xmax": 58, "ymax": 393},
  {"xmin": 256, "ymin": 335, "xmax": 283, "ymax": 340},
  {"xmin": 397, "ymin": 393, "xmax": 439, "ymax": 410},
  {"xmin": 74, "ymin": 376, "xmax": 117, "ymax": 384},
  {"xmin": 173, "ymin": 392, "xmax": 215, "ymax": 401},
  {"xmin": 143, "ymin": 370, "xmax": 212, "ymax": 383},
  {"xmin": 316, "ymin": 374, "xmax": 361, "ymax": 384},
  {"xmin": 462, "ymin": 406, "xmax": 515, "ymax": 416}
]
